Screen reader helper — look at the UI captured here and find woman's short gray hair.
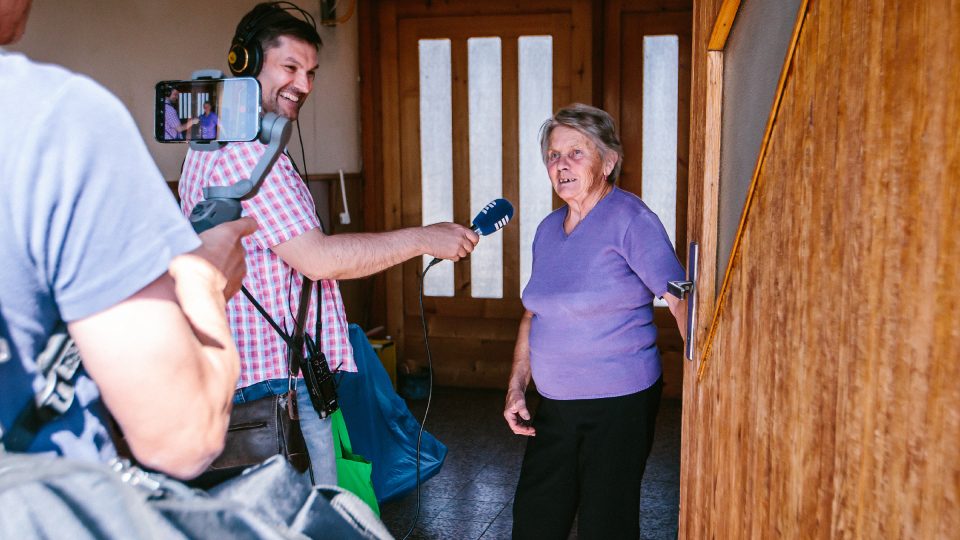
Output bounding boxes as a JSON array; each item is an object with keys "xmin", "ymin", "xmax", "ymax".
[{"xmin": 539, "ymin": 103, "xmax": 624, "ymax": 184}]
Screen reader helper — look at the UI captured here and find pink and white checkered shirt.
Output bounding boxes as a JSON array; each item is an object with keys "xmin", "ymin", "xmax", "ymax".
[{"xmin": 179, "ymin": 141, "xmax": 355, "ymax": 387}]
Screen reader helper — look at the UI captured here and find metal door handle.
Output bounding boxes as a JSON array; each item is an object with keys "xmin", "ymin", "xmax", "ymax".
[{"xmin": 667, "ymin": 242, "xmax": 698, "ymax": 361}]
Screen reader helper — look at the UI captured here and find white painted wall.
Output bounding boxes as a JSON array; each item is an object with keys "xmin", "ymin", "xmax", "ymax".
[{"xmin": 9, "ymin": 0, "xmax": 360, "ymax": 181}]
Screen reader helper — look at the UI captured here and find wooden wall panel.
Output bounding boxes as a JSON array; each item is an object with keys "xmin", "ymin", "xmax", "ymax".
[{"xmin": 682, "ymin": 0, "xmax": 960, "ymax": 537}]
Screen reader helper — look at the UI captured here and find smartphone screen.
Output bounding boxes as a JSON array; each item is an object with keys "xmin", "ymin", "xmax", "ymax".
[{"xmin": 155, "ymin": 77, "xmax": 261, "ymax": 143}]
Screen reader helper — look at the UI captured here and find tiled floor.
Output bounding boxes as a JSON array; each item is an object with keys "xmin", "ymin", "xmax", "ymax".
[{"xmin": 379, "ymin": 387, "xmax": 681, "ymax": 540}]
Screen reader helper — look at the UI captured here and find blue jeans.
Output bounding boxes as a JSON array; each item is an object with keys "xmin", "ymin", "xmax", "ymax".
[{"xmin": 233, "ymin": 378, "xmax": 337, "ymax": 486}]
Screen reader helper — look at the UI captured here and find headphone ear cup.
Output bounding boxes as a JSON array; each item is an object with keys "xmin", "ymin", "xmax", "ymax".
[
  {"xmin": 228, "ymin": 40, "xmax": 262, "ymax": 77},
  {"xmin": 227, "ymin": 43, "xmax": 246, "ymax": 76},
  {"xmin": 245, "ymin": 41, "xmax": 263, "ymax": 77}
]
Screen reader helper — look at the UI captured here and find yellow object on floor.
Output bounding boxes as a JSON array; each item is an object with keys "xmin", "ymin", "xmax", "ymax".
[{"xmin": 368, "ymin": 339, "xmax": 396, "ymax": 390}]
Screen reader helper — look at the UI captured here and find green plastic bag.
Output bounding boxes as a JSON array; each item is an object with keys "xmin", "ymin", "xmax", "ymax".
[{"xmin": 331, "ymin": 409, "xmax": 380, "ymax": 516}]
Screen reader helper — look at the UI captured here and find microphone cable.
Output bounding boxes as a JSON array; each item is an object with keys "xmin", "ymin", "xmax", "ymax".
[
  {"xmin": 295, "ymin": 120, "xmax": 310, "ymax": 193},
  {"xmin": 401, "ymin": 256, "xmax": 442, "ymax": 540}
]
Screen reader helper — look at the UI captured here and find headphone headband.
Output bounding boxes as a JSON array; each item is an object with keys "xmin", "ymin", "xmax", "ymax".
[{"xmin": 228, "ymin": 2, "xmax": 318, "ymax": 77}]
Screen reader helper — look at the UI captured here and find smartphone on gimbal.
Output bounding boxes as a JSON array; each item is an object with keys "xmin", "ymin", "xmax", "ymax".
[{"xmin": 155, "ymin": 77, "xmax": 261, "ymax": 143}]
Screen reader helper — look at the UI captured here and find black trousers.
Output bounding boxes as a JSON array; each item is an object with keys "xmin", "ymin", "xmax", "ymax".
[{"xmin": 512, "ymin": 377, "xmax": 662, "ymax": 540}]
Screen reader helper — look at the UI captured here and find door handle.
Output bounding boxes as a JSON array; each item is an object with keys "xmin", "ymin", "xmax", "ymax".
[{"xmin": 667, "ymin": 241, "xmax": 698, "ymax": 361}]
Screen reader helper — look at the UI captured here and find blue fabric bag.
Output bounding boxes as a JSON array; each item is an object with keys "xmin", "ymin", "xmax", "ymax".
[{"xmin": 339, "ymin": 324, "xmax": 447, "ymax": 504}]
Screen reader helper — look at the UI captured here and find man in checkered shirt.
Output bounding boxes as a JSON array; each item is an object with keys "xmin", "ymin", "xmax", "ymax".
[{"xmin": 179, "ymin": 2, "xmax": 478, "ymax": 486}]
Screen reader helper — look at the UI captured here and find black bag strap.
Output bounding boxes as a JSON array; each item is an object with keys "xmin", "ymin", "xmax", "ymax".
[
  {"xmin": 239, "ymin": 277, "xmax": 312, "ymax": 379},
  {"xmin": 288, "ymin": 277, "xmax": 314, "ymax": 378}
]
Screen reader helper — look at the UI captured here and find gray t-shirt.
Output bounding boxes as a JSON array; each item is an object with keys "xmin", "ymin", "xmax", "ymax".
[{"xmin": 0, "ymin": 52, "xmax": 200, "ymax": 460}]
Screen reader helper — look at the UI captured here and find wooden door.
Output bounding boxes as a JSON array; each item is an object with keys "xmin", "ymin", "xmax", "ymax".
[
  {"xmin": 681, "ymin": 0, "xmax": 960, "ymax": 537},
  {"xmin": 378, "ymin": 1, "xmax": 592, "ymax": 387}
]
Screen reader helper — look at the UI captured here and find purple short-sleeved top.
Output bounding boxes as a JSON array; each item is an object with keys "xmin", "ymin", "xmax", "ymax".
[{"xmin": 521, "ymin": 187, "xmax": 684, "ymax": 400}]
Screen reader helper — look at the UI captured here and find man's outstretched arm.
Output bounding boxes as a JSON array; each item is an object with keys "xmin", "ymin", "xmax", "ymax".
[{"xmin": 272, "ymin": 223, "xmax": 479, "ymax": 281}]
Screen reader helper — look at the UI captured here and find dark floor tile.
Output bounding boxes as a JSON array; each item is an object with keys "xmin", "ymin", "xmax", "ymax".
[
  {"xmin": 420, "ymin": 477, "xmax": 470, "ymax": 499},
  {"xmin": 641, "ymin": 509, "xmax": 679, "ymax": 540},
  {"xmin": 390, "ymin": 516, "xmax": 434, "ymax": 540},
  {"xmin": 381, "ymin": 493, "xmax": 452, "ymax": 521},
  {"xmin": 479, "ymin": 525, "xmax": 511, "ymax": 539},
  {"xmin": 643, "ymin": 463, "xmax": 681, "ymax": 485},
  {"xmin": 454, "ymin": 481, "xmax": 516, "ymax": 503},
  {"xmin": 437, "ymin": 499, "xmax": 507, "ymax": 523},
  {"xmin": 474, "ymin": 464, "xmax": 522, "ymax": 484},
  {"xmin": 482, "ymin": 514, "xmax": 513, "ymax": 536},
  {"xmin": 432, "ymin": 461, "xmax": 484, "ymax": 483},
  {"xmin": 416, "ymin": 516, "xmax": 492, "ymax": 540},
  {"xmin": 495, "ymin": 500, "xmax": 513, "ymax": 522}
]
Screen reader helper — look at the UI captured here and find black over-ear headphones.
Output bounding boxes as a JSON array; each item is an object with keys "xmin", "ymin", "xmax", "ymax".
[{"xmin": 228, "ymin": 2, "xmax": 318, "ymax": 77}]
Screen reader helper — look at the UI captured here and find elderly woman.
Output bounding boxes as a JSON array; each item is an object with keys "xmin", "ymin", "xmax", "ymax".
[{"xmin": 504, "ymin": 103, "xmax": 687, "ymax": 539}]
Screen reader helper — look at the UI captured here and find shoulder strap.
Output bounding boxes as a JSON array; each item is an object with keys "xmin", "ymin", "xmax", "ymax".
[
  {"xmin": 288, "ymin": 278, "xmax": 313, "ymax": 378},
  {"xmin": 240, "ymin": 277, "xmax": 312, "ymax": 379}
]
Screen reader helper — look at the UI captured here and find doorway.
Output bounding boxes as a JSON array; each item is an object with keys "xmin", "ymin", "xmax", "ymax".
[{"xmin": 364, "ymin": 0, "xmax": 691, "ymax": 391}]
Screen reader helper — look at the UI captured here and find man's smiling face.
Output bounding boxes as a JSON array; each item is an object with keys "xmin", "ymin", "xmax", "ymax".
[{"xmin": 257, "ymin": 35, "xmax": 318, "ymax": 121}]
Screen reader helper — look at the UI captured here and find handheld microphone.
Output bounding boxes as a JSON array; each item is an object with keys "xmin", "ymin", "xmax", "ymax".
[
  {"xmin": 428, "ymin": 198, "xmax": 514, "ymax": 268},
  {"xmin": 470, "ymin": 198, "xmax": 514, "ymax": 236}
]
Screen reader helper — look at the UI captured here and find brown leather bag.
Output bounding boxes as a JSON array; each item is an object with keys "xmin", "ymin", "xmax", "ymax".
[
  {"xmin": 194, "ymin": 279, "xmax": 316, "ymax": 486},
  {"xmin": 204, "ymin": 389, "xmax": 309, "ymax": 476}
]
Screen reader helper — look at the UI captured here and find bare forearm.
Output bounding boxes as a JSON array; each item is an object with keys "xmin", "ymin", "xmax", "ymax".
[
  {"xmin": 273, "ymin": 223, "xmax": 478, "ymax": 281},
  {"xmin": 666, "ymin": 294, "xmax": 688, "ymax": 344},
  {"xmin": 168, "ymin": 254, "xmax": 240, "ymax": 400},
  {"xmin": 134, "ymin": 255, "xmax": 239, "ymax": 477},
  {"xmin": 301, "ymin": 228, "xmax": 427, "ymax": 280},
  {"xmin": 504, "ymin": 310, "xmax": 536, "ymax": 435},
  {"xmin": 71, "ymin": 266, "xmax": 239, "ymax": 478},
  {"xmin": 508, "ymin": 312, "xmax": 533, "ymax": 395}
]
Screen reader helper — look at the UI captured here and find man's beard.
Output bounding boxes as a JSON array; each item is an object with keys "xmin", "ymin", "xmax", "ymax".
[{"xmin": 268, "ymin": 92, "xmax": 303, "ymax": 121}]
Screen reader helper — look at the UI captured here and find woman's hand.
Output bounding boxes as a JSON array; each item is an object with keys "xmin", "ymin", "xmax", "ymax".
[
  {"xmin": 505, "ymin": 310, "xmax": 536, "ymax": 436},
  {"xmin": 504, "ymin": 388, "xmax": 536, "ymax": 436}
]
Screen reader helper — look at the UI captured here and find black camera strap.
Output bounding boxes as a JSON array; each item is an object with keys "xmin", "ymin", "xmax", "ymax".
[
  {"xmin": 288, "ymin": 278, "xmax": 313, "ymax": 379},
  {"xmin": 240, "ymin": 278, "xmax": 338, "ymax": 418},
  {"xmin": 239, "ymin": 282, "xmax": 308, "ymax": 379}
]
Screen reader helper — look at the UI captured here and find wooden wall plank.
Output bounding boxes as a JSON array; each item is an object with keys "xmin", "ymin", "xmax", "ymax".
[
  {"xmin": 378, "ymin": 1, "xmax": 406, "ymax": 353},
  {"xmin": 501, "ymin": 37, "xmax": 521, "ymax": 300},
  {"xmin": 450, "ymin": 37, "xmax": 471, "ymax": 297}
]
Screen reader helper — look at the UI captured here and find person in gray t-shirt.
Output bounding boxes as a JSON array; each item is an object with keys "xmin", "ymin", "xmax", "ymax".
[{"xmin": 0, "ymin": 1, "xmax": 255, "ymax": 480}]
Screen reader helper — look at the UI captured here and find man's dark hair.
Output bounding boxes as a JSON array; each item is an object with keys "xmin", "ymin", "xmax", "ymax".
[{"xmin": 237, "ymin": 2, "xmax": 322, "ymax": 53}]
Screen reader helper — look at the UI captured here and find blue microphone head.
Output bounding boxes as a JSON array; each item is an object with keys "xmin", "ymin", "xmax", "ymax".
[{"xmin": 471, "ymin": 199, "xmax": 514, "ymax": 236}]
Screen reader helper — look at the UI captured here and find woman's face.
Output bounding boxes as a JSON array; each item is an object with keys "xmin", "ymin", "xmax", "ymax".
[{"xmin": 545, "ymin": 126, "xmax": 615, "ymax": 205}]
